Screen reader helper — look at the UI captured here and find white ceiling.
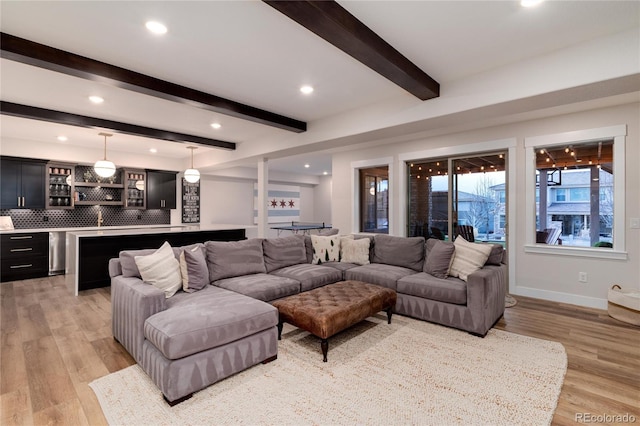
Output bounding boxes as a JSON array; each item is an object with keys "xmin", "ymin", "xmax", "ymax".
[{"xmin": 1, "ymin": 1, "xmax": 638, "ymax": 176}]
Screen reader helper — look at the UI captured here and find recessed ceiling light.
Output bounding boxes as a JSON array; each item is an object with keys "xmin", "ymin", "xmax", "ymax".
[
  {"xmin": 521, "ymin": 0, "xmax": 543, "ymax": 7},
  {"xmin": 300, "ymin": 85, "xmax": 314, "ymax": 95},
  {"xmin": 323, "ymin": 171, "xmax": 328, "ymax": 175},
  {"xmin": 149, "ymin": 148, "xmax": 157, "ymax": 153},
  {"xmin": 210, "ymin": 122, "xmax": 222, "ymax": 129},
  {"xmin": 89, "ymin": 95, "xmax": 104, "ymax": 104},
  {"xmin": 146, "ymin": 21, "xmax": 167, "ymax": 35},
  {"xmin": 57, "ymin": 136, "xmax": 68, "ymax": 142},
  {"xmin": 304, "ymin": 164, "xmax": 310, "ymax": 168}
]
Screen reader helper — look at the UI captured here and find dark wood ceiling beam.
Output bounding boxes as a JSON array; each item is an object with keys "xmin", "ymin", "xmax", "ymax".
[
  {"xmin": 0, "ymin": 101, "xmax": 236, "ymax": 150},
  {"xmin": 0, "ymin": 32, "xmax": 306, "ymax": 133},
  {"xmin": 263, "ymin": 0, "xmax": 439, "ymax": 101}
]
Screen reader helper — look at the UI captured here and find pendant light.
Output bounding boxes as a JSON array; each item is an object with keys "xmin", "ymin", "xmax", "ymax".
[
  {"xmin": 184, "ymin": 146, "xmax": 200, "ymax": 183},
  {"xmin": 94, "ymin": 132, "xmax": 116, "ymax": 178}
]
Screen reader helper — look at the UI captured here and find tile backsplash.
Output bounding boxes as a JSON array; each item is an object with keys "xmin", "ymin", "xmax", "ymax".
[{"xmin": 0, "ymin": 207, "xmax": 170, "ymax": 229}]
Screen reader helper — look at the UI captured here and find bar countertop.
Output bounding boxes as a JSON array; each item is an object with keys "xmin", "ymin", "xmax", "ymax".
[
  {"xmin": 65, "ymin": 224, "xmax": 253, "ymax": 295},
  {"xmin": 66, "ymin": 224, "xmax": 254, "ymax": 238}
]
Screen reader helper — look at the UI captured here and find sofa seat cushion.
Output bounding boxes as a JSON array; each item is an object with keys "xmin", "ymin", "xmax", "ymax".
[
  {"xmin": 344, "ymin": 263, "xmax": 417, "ymax": 291},
  {"xmin": 271, "ymin": 264, "xmax": 342, "ymax": 292},
  {"xmin": 397, "ymin": 273, "xmax": 467, "ymax": 305},
  {"xmin": 322, "ymin": 261, "xmax": 359, "ymax": 278},
  {"xmin": 144, "ymin": 289, "xmax": 278, "ymax": 360},
  {"xmin": 214, "ymin": 273, "xmax": 300, "ymax": 302}
]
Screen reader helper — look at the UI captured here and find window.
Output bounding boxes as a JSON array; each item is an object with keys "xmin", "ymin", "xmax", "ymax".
[
  {"xmin": 534, "ymin": 140, "xmax": 614, "ymax": 248},
  {"xmin": 525, "ymin": 125, "xmax": 626, "ymax": 258},
  {"xmin": 569, "ymin": 188, "xmax": 589, "ymax": 202},
  {"xmin": 359, "ymin": 167, "xmax": 388, "ymax": 233}
]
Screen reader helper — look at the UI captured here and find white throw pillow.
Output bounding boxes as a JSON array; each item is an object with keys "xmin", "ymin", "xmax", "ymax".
[
  {"xmin": 448, "ymin": 236, "xmax": 493, "ymax": 282},
  {"xmin": 340, "ymin": 237, "xmax": 370, "ymax": 265},
  {"xmin": 134, "ymin": 241, "xmax": 182, "ymax": 298},
  {"xmin": 339, "ymin": 234, "xmax": 354, "ymax": 260},
  {"xmin": 311, "ymin": 234, "xmax": 341, "ymax": 264}
]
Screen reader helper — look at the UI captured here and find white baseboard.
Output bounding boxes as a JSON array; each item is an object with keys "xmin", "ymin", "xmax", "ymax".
[{"xmin": 510, "ymin": 286, "xmax": 608, "ymax": 310}]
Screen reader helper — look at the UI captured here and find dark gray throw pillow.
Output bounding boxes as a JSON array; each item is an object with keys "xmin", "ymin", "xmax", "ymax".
[
  {"xmin": 179, "ymin": 245, "xmax": 209, "ymax": 292},
  {"xmin": 485, "ymin": 244, "xmax": 504, "ymax": 265},
  {"xmin": 424, "ymin": 239, "xmax": 455, "ymax": 279}
]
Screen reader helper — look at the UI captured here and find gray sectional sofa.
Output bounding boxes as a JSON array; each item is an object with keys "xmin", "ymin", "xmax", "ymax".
[{"xmin": 110, "ymin": 233, "xmax": 506, "ymax": 404}]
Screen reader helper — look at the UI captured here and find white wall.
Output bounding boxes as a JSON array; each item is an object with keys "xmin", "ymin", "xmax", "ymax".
[
  {"xmin": 314, "ymin": 175, "xmax": 333, "ymax": 225},
  {"xmin": 331, "ymin": 102, "xmax": 640, "ymax": 309},
  {"xmin": 185, "ymin": 174, "xmax": 327, "ymax": 238}
]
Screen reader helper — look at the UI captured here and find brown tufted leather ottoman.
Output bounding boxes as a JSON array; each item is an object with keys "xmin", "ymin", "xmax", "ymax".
[{"xmin": 272, "ymin": 280, "xmax": 397, "ymax": 362}]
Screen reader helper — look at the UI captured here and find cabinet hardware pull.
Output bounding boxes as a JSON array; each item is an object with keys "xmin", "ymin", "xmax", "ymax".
[
  {"xmin": 10, "ymin": 264, "xmax": 33, "ymax": 269},
  {"xmin": 22, "ymin": 196, "xmax": 25, "ymax": 207},
  {"xmin": 17, "ymin": 196, "xmax": 21, "ymax": 207},
  {"xmin": 10, "ymin": 236, "xmax": 32, "ymax": 240},
  {"xmin": 10, "ymin": 248, "xmax": 33, "ymax": 252}
]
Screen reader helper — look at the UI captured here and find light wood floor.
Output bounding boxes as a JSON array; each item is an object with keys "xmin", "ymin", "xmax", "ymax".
[{"xmin": 1, "ymin": 275, "xmax": 639, "ymax": 425}]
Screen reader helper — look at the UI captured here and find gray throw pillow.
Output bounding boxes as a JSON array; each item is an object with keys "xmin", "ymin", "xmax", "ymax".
[
  {"xmin": 205, "ymin": 239, "xmax": 266, "ymax": 282},
  {"xmin": 485, "ymin": 244, "xmax": 504, "ymax": 265},
  {"xmin": 262, "ymin": 235, "xmax": 307, "ymax": 272},
  {"xmin": 424, "ymin": 239, "xmax": 455, "ymax": 279},
  {"xmin": 179, "ymin": 245, "xmax": 209, "ymax": 292}
]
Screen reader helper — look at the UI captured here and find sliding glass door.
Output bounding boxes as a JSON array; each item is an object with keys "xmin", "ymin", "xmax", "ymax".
[{"xmin": 407, "ymin": 152, "xmax": 507, "ymax": 245}]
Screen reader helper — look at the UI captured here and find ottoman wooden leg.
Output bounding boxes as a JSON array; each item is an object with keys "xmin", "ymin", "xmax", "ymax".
[
  {"xmin": 386, "ymin": 307, "xmax": 393, "ymax": 324},
  {"xmin": 277, "ymin": 321, "xmax": 283, "ymax": 340},
  {"xmin": 321, "ymin": 338, "xmax": 328, "ymax": 362}
]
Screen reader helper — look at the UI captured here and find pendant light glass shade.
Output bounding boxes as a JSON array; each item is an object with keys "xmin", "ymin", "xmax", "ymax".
[
  {"xmin": 184, "ymin": 147, "xmax": 200, "ymax": 183},
  {"xmin": 94, "ymin": 132, "xmax": 116, "ymax": 178},
  {"xmin": 184, "ymin": 168, "xmax": 200, "ymax": 183}
]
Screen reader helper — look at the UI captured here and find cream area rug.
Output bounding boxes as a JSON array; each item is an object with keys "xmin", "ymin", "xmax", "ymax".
[{"xmin": 90, "ymin": 315, "xmax": 566, "ymax": 426}]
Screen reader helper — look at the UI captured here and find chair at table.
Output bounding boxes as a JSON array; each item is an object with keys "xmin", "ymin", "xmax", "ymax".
[
  {"xmin": 456, "ymin": 225, "xmax": 475, "ymax": 242},
  {"xmin": 544, "ymin": 227, "xmax": 562, "ymax": 245},
  {"xmin": 429, "ymin": 227, "xmax": 445, "ymax": 240}
]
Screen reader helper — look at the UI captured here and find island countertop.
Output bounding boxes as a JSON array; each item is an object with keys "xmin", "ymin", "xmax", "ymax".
[
  {"xmin": 0, "ymin": 224, "xmax": 187, "ymax": 234},
  {"xmin": 65, "ymin": 224, "xmax": 252, "ymax": 295},
  {"xmin": 66, "ymin": 224, "xmax": 254, "ymax": 238}
]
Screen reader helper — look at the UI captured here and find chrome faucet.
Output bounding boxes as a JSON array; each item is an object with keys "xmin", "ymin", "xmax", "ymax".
[{"xmin": 97, "ymin": 209, "xmax": 104, "ymax": 227}]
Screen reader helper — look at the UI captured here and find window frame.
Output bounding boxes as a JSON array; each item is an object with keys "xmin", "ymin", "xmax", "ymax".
[
  {"xmin": 524, "ymin": 125, "xmax": 627, "ymax": 260},
  {"xmin": 351, "ymin": 157, "xmax": 394, "ymax": 234}
]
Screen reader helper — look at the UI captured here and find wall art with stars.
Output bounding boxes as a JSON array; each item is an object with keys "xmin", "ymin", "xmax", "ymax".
[{"xmin": 253, "ymin": 184, "xmax": 300, "ymax": 224}]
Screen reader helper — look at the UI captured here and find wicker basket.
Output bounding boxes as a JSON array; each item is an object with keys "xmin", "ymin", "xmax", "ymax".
[{"xmin": 607, "ymin": 285, "xmax": 640, "ymax": 326}]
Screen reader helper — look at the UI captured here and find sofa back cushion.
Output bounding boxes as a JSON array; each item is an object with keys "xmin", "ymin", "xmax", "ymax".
[
  {"xmin": 424, "ymin": 239, "xmax": 455, "ymax": 279},
  {"xmin": 372, "ymin": 235, "xmax": 425, "ymax": 271},
  {"xmin": 262, "ymin": 235, "xmax": 307, "ymax": 272},
  {"xmin": 206, "ymin": 238, "xmax": 266, "ymax": 282}
]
